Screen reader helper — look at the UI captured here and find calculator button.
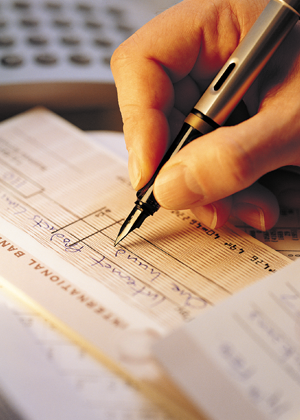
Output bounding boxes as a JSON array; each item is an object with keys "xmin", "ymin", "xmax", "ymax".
[
  {"xmin": 13, "ymin": 1, "xmax": 31, "ymax": 9},
  {"xmin": 116, "ymin": 24, "xmax": 133, "ymax": 34},
  {"xmin": 20, "ymin": 17, "xmax": 39, "ymax": 27},
  {"xmin": 0, "ymin": 18, "xmax": 7, "ymax": 28},
  {"xmin": 35, "ymin": 53, "xmax": 58, "ymax": 64},
  {"xmin": 45, "ymin": 2, "xmax": 62, "ymax": 10},
  {"xmin": 106, "ymin": 6, "xmax": 123, "ymax": 17},
  {"xmin": 85, "ymin": 19, "xmax": 102, "ymax": 29},
  {"xmin": 53, "ymin": 18, "xmax": 72, "ymax": 27},
  {"xmin": 0, "ymin": 35, "xmax": 15, "ymax": 47},
  {"xmin": 69, "ymin": 53, "xmax": 91, "ymax": 65},
  {"xmin": 27, "ymin": 34, "xmax": 48, "ymax": 45},
  {"xmin": 76, "ymin": 3, "xmax": 93, "ymax": 12},
  {"xmin": 94, "ymin": 37, "xmax": 112, "ymax": 48},
  {"xmin": 1, "ymin": 54, "xmax": 23, "ymax": 66},
  {"xmin": 61, "ymin": 34, "xmax": 80, "ymax": 45},
  {"xmin": 102, "ymin": 56, "xmax": 111, "ymax": 66}
]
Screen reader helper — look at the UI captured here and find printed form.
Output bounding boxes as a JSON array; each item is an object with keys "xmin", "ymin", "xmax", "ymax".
[
  {"xmin": 154, "ymin": 258, "xmax": 300, "ymax": 420},
  {"xmin": 0, "ymin": 108, "xmax": 294, "ymax": 419}
]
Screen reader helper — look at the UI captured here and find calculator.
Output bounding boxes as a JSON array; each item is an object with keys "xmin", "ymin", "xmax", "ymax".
[{"xmin": 0, "ymin": 0, "xmax": 175, "ymax": 114}]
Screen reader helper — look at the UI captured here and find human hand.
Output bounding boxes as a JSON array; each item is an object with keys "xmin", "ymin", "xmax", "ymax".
[{"xmin": 111, "ymin": 0, "xmax": 300, "ymax": 231}]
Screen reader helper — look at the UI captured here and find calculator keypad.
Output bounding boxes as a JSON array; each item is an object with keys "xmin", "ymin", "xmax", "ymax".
[{"xmin": 0, "ymin": 1, "xmax": 153, "ymax": 81}]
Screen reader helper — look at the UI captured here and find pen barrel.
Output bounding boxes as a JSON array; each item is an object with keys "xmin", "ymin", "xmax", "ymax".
[
  {"xmin": 195, "ymin": 0, "xmax": 300, "ymax": 125},
  {"xmin": 136, "ymin": 122, "xmax": 210, "ymax": 214}
]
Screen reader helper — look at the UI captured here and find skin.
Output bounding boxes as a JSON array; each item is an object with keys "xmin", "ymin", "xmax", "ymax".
[{"xmin": 111, "ymin": 0, "xmax": 300, "ymax": 231}]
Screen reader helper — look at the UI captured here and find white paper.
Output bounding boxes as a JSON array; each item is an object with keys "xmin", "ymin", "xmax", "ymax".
[
  {"xmin": 0, "ymin": 299, "xmax": 99, "ymax": 420},
  {"xmin": 0, "ymin": 108, "xmax": 293, "ymax": 419},
  {"xmin": 154, "ymin": 259, "xmax": 300, "ymax": 420}
]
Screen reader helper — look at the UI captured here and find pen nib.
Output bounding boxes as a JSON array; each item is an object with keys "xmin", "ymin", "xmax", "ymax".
[{"xmin": 114, "ymin": 205, "xmax": 149, "ymax": 246}]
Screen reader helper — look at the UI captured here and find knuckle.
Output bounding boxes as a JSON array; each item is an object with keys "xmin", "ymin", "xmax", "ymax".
[
  {"xmin": 110, "ymin": 32, "xmax": 142, "ymax": 74},
  {"xmin": 110, "ymin": 42, "xmax": 129, "ymax": 74}
]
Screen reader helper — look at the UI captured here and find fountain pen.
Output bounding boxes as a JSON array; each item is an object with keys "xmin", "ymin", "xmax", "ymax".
[{"xmin": 114, "ymin": 0, "xmax": 300, "ymax": 246}]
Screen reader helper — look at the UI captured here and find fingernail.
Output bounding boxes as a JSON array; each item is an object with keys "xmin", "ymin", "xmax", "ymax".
[
  {"xmin": 192, "ymin": 204, "xmax": 218, "ymax": 229},
  {"xmin": 128, "ymin": 149, "xmax": 142, "ymax": 190},
  {"xmin": 234, "ymin": 203, "xmax": 266, "ymax": 231},
  {"xmin": 154, "ymin": 164, "xmax": 204, "ymax": 209},
  {"xmin": 210, "ymin": 204, "xmax": 218, "ymax": 229}
]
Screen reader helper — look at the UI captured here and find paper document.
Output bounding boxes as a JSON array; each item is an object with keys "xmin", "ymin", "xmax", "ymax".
[
  {"xmin": 0, "ymin": 129, "xmax": 171, "ymax": 420},
  {"xmin": 0, "ymin": 108, "xmax": 292, "ymax": 419},
  {"xmin": 154, "ymin": 258, "xmax": 300, "ymax": 420},
  {"xmin": 0, "ymin": 288, "xmax": 172, "ymax": 420},
  {"xmin": 0, "ymin": 298, "xmax": 98, "ymax": 420},
  {"xmin": 233, "ymin": 209, "xmax": 300, "ymax": 261}
]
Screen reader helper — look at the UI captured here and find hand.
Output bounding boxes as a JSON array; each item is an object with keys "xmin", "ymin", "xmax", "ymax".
[{"xmin": 111, "ymin": 0, "xmax": 300, "ymax": 231}]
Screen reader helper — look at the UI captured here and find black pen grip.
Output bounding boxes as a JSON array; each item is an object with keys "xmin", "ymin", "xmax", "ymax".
[{"xmin": 136, "ymin": 123, "xmax": 205, "ymax": 215}]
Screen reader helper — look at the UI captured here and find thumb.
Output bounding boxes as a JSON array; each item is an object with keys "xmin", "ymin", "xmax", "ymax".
[{"xmin": 153, "ymin": 110, "xmax": 295, "ymax": 209}]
